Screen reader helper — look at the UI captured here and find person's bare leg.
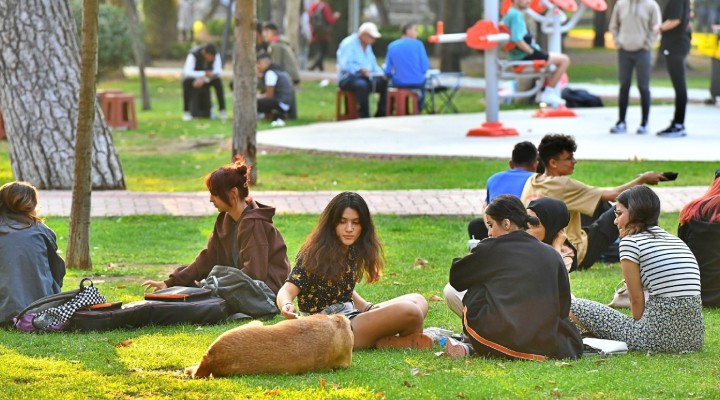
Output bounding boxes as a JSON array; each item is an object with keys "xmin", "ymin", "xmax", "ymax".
[
  {"xmin": 546, "ymin": 52, "xmax": 570, "ymax": 88},
  {"xmin": 375, "ymin": 293, "xmax": 428, "ymax": 317},
  {"xmin": 350, "ymin": 298, "xmax": 427, "ymax": 349}
]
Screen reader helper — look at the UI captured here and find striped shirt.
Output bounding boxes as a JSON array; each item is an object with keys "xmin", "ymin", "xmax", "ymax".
[{"xmin": 620, "ymin": 226, "xmax": 701, "ymax": 297}]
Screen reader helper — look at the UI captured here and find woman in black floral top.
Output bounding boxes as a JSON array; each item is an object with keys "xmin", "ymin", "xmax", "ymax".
[{"xmin": 276, "ymin": 192, "xmax": 432, "ymax": 349}]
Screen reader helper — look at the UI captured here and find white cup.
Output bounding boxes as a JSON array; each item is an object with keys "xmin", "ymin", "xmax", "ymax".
[{"xmin": 467, "ymin": 238, "xmax": 481, "ymax": 252}]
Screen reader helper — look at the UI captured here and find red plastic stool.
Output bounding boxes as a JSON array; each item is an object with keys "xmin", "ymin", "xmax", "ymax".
[
  {"xmin": 386, "ymin": 88, "xmax": 420, "ymax": 116},
  {"xmin": 336, "ymin": 90, "xmax": 359, "ymax": 121},
  {"xmin": 103, "ymin": 93, "xmax": 137, "ymax": 130},
  {"xmin": 0, "ymin": 109, "xmax": 6, "ymax": 140}
]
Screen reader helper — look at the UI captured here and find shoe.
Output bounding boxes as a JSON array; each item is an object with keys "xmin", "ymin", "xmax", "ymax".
[
  {"xmin": 423, "ymin": 327, "xmax": 456, "ymax": 344},
  {"xmin": 270, "ymin": 118, "xmax": 285, "ymax": 127},
  {"xmin": 636, "ymin": 125, "xmax": 648, "ymax": 134},
  {"xmin": 219, "ymin": 110, "xmax": 227, "ymax": 122},
  {"xmin": 657, "ymin": 123, "xmax": 687, "ymax": 137},
  {"xmin": 539, "ymin": 88, "xmax": 566, "ymax": 108},
  {"xmin": 446, "ymin": 337, "xmax": 474, "ymax": 359},
  {"xmin": 376, "ymin": 333, "xmax": 433, "ymax": 350},
  {"xmin": 182, "ymin": 112, "xmax": 193, "ymax": 122},
  {"xmin": 609, "ymin": 121, "xmax": 627, "ymax": 134}
]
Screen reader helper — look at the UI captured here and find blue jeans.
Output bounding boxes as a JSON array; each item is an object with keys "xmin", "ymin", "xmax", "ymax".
[
  {"xmin": 617, "ymin": 49, "xmax": 651, "ymax": 126},
  {"xmin": 339, "ymin": 74, "xmax": 388, "ymax": 118}
]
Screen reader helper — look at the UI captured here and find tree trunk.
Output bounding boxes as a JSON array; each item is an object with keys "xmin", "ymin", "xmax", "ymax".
[
  {"xmin": 233, "ymin": 0, "xmax": 258, "ymax": 184},
  {"xmin": 371, "ymin": 0, "xmax": 390, "ymax": 26},
  {"xmin": 0, "ymin": 1, "xmax": 125, "ymax": 190},
  {"xmin": 286, "ymin": 0, "xmax": 301, "ymax": 54},
  {"xmin": 270, "ymin": 0, "xmax": 287, "ymax": 34},
  {"xmin": 125, "ymin": 0, "xmax": 152, "ymax": 110},
  {"xmin": 143, "ymin": 0, "xmax": 176, "ymax": 59},
  {"xmin": 439, "ymin": 0, "xmax": 464, "ymax": 71},
  {"xmin": 67, "ymin": 0, "xmax": 100, "ymax": 270}
]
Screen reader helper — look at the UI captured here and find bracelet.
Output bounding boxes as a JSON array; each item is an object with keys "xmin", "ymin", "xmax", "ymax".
[{"xmin": 284, "ymin": 302, "xmax": 293, "ymax": 307}]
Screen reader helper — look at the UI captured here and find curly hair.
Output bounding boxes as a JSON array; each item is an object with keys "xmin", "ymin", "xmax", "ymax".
[{"xmin": 537, "ymin": 134, "xmax": 577, "ymax": 167}]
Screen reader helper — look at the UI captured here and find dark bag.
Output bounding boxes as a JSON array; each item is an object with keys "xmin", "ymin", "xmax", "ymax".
[
  {"xmin": 68, "ymin": 286, "xmax": 228, "ymax": 332},
  {"xmin": 561, "ymin": 87, "xmax": 604, "ymax": 108},
  {"xmin": 310, "ymin": 3, "xmax": 330, "ymax": 36},
  {"xmin": 200, "ymin": 265, "xmax": 279, "ymax": 320},
  {"xmin": 13, "ymin": 278, "xmax": 106, "ymax": 332}
]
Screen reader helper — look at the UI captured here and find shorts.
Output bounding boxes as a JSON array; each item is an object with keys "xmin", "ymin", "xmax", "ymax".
[{"xmin": 523, "ymin": 50, "xmax": 549, "ymax": 61}]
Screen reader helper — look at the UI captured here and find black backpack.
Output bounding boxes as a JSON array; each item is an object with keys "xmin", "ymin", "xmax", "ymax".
[
  {"xmin": 310, "ymin": 3, "xmax": 330, "ymax": 35},
  {"xmin": 561, "ymin": 87, "xmax": 604, "ymax": 108}
]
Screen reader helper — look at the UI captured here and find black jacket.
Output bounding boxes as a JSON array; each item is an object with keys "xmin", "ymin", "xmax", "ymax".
[
  {"xmin": 449, "ymin": 231, "xmax": 582, "ymax": 360},
  {"xmin": 679, "ymin": 219, "xmax": 720, "ymax": 307}
]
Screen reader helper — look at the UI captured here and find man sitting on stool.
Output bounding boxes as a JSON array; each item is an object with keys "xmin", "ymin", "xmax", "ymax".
[
  {"xmin": 383, "ymin": 23, "xmax": 430, "ymax": 111},
  {"xmin": 182, "ymin": 43, "xmax": 226, "ymax": 121},
  {"xmin": 256, "ymin": 53, "xmax": 296, "ymax": 124}
]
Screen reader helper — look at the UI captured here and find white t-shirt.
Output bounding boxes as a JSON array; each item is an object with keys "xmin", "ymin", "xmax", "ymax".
[{"xmin": 620, "ymin": 226, "xmax": 701, "ymax": 297}]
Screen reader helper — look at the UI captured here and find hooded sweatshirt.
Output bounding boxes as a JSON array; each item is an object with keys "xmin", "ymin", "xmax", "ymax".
[
  {"xmin": 609, "ymin": 0, "xmax": 661, "ymax": 52},
  {"xmin": 165, "ymin": 202, "xmax": 290, "ymax": 294}
]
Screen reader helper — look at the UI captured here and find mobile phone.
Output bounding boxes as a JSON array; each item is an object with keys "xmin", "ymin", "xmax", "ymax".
[
  {"xmin": 662, "ymin": 171, "xmax": 678, "ymax": 181},
  {"xmin": 715, "ymin": 169, "xmax": 720, "ymax": 180}
]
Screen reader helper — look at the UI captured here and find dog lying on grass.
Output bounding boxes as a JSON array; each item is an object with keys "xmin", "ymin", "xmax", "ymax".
[{"xmin": 185, "ymin": 314, "xmax": 353, "ymax": 377}]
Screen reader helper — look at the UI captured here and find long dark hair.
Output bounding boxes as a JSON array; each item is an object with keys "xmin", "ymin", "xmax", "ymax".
[
  {"xmin": 298, "ymin": 192, "xmax": 383, "ymax": 283},
  {"xmin": 616, "ymin": 186, "xmax": 660, "ymax": 236},
  {"xmin": 0, "ymin": 181, "xmax": 42, "ymax": 228},
  {"xmin": 204, "ymin": 157, "xmax": 251, "ymax": 207},
  {"xmin": 485, "ymin": 194, "xmax": 533, "ymax": 230}
]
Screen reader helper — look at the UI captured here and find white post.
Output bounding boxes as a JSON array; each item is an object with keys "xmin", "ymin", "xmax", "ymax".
[{"xmin": 484, "ymin": 0, "xmax": 500, "ymax": 123}]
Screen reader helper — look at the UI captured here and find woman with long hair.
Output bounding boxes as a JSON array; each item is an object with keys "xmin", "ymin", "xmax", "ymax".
[
  {"xmin": 143, "ymin": 158, "xmax": 290, "ymax": 294},
  {"xmin": 0, "ymin": 181, "xmax": 65, "ymax": 325},
  {"xmin": 571, "ymin": 186, "xmax": 703, "ymax": 353},
  {"xmin": 447, "ymin": 194, "xmax": 582, "ymax": 360},
  {"xmin": 276, "ymin": 192, "xmax": 431, "ymax": 350},
  {"xmin": 678, "ymin": 175, "xmax": 720, "ymax": 306}
]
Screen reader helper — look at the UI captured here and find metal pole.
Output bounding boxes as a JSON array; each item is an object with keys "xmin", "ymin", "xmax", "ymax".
[
  {"xmin": 349, "ymin": 0, "xmax": 360, "ymax": 34},
  {"xmin": 484, "ymin": 0, "xmax": 500, "ymax": 123}
]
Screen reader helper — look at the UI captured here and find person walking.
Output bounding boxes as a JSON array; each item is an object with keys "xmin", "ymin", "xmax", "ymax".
[
  {"xmin": 307, "ymin": 0, "xmax": 340, "ymax": 72},
  {"xmin": 608, "ymin": 0, "xmax": 661, "ymax": 135}
]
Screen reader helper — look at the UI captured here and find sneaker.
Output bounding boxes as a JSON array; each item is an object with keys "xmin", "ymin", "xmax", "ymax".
[
  {"xmin": 657, "ymin": 123, "xmax": 687, "ymax": 138},
  {"xmin": 423, "ymin": 327, "xmax": 456, "ymax": 344},
  {"xmin": 609, "ymin": 121, "xmax": 627, "ymax": 134},
  {"xmin": 376, "ymin": 333, "xmax": 433, "ymax": 350},
  {"xmin": 270, "ymin": 118, "xmax": 285, "ymax": 127},
  {"xmin": 539, "ymin": 89, "xmax": 566, "ymax": 108},
  {"xmin": 219, "ymin": 110, "xmax": 227, "ymax": 122},
  {"xmin": 182, "ymin": 112, "xmax": 193, "ymax": 122},
  {"xmin": 446, "ymin": 337, "xmax": 474, "ymax": 359},
  {"xmin": 636, "ymin": 125, "xmax": 648, "ymax": 134}
]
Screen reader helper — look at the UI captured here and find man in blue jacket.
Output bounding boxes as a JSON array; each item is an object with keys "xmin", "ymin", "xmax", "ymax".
[{"xmin": 384, "ymin": 23, "xmax": 430, "ymax": 111}]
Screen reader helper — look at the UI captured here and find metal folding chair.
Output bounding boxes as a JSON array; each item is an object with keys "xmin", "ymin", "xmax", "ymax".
[{"xmin": 425, "ymin": 71, "xmax": 463, "ymax": 114}]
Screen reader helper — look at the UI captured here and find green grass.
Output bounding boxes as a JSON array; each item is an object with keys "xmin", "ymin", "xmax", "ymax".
[{"xmin": 2, "ymin": 213, "xmax": 719, "ymax": 399}]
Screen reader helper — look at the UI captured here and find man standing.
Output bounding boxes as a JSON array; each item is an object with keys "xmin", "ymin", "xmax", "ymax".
[
  {"xmin": 520, "ymin": 134, "xmax": 665, "ymax": 269},
  {"xmin": 337, "ymin": 22, "xmax": 388, "ymax": 118},
  {"xmin": 262, "ymin": 22, "xmax": 302, "ymax": 86},
  {"xmin": 256, "ymin": 53, "xmax": 296, "ymax": 123},
  {"xmin": 307, "ymin": 0, "xmax": 340, "ymax": 72},
  {"xmin": 502, "ymin": 0, "xmax": 570, "ymax": 107},
  {"xmin": 181, "ymin": 43, "xmax": 226, "ymax": 121},
  {"xmin": 384, "ymin": 23, "xmax": 430, "ymax": 111}
]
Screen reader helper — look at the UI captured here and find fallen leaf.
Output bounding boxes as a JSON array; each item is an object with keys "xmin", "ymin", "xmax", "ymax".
[
  {"xmin": 414, "ymin": 257, "xmax": 429, "ymax": 269},
  {"xmin": 375, "ymin": 392, "xmax": 385, "ymax": 398},
  {"xmin": 115, "ymin": 340, "xmax": 132, "ymax": 347},
  {"xmin": 428, "ymin": 294, "xmax": 443, "ymax": 302},
  {"xmin": 465, "ymin": 360, "xmax": 472, "ymax": 366},
  {"xmin": 535, "ymin": 385, "xmax": 543, "ymax": 390},
  {"xmin": 410, "ymin": 368, "xmax": 422, "ymax": 376},
  {"xmin": 496, "ymin": 363, "xmax": 505, "ymax": 369},
  {"xmin": 434, "ymin": 351, "xmax": 445, "ymax": 357},
  {"xmin": 264, "ymin": 387, "xmax": 280, "ymax": 396},
  {"xmin": 116, "ymin": 285, "xmax": 126, "ymax": 289},
  {"xmin": 592, "ymin": 359, "xmax": 605, "ymax": 365},
  {"xmin": 69, "ymin": 360, "xmax": 80, "ymax": 364},
  {"xmin": 457, "ymin": 392, "xmax": 465, "ymax": 398},
  {"xmin": 402, "ymin": 380, "xmax": 414, "ymax": 387},
  {"xmin": 554, "ymin": 361, "xmax": 572, "ymax": 367},
  {"xmin": 319, "ymin": 377, "xmax": 326, "ymax": 389},
  {"xmin": 393, "ymin": 281, "xmax": 403, "ymax": 285},
  {"xmin": 330, "ymin": 383, "xmax": 340, "ymax": 389},
  {"xmin": 548, "ymin": 380, "xmax": 557, "ymax": 385},
  {"xmin": 550, "ymin": 388, "xmax": 561, "ymax": 398}
]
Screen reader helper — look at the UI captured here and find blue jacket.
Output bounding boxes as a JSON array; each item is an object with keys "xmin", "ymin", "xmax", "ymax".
[
  {"xmin": 336, "ymin": 33, "xmax": 382, "ymax": 82},
  {"xmin": 384, "ymin": 37, "xmax": 429, "ymax": 87}
]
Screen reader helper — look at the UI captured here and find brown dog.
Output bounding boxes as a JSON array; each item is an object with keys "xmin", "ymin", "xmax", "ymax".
[{"xmin": 185, "ymin": 314, "xmax": 353, "ymax": 377}]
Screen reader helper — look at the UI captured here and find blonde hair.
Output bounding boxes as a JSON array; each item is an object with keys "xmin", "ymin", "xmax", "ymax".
[{"xmin": 0, "ymin": 181, "xmax": 42, "ymax": 227}]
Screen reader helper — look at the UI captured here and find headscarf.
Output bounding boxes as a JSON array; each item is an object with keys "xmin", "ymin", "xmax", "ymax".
[{"xmin": 527, "ymin": 197, "xmax": 577, "ymax": 271}]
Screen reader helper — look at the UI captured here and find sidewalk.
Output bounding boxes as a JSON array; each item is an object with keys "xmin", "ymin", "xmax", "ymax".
[{"xmin": 38, "ymin": 187, "xmax": 708, "ymax": 218}]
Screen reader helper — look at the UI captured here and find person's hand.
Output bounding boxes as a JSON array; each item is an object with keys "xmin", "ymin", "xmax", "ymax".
[
  {"xmin": 653, "ymin": 24, "xmax": 661, "ymax": 35},
  {"xmin": 280, "ymin": 302, "xmax": 298, "ymax": 319},
  {"xmin": 142, "ymin": 280, "xmax": 167, "ymax": 292},
  {"xmin": 359, "ymin": 68, "xmax": 371, "ymax": 77},
  {"xmin": 552, "ymin": 228, "xmax": 568, "ymax": 250},
  {"xmin": 205, "ymin": 70, "xmax": 214, "ymax": 78},
  {"xmin": 192, "ymin": 77, "xmax": 205, "ymax": 88},
  {"xmin": 639, "ymin": 171, "xmax": 666, "ymax": 185}
]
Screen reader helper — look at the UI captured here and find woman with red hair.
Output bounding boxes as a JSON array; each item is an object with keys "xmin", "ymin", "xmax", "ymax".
[
  {"xmin": 679, "ymin": 173, "xmax": 720, "ymax": 307},
  {"xmin": 143, "ymin": 158, "xmax": 290, "ymax": 294}
]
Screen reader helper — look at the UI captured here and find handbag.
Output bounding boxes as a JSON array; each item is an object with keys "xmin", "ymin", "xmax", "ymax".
[{"xmin": 608, "ymin": 280, "xmax": 649, "ymax": 308}]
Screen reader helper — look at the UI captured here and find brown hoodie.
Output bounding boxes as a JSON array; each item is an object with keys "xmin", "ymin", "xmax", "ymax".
[
  {"xmin": 165, "ymin": 202, "xmax": 290, "ymax": 293},
  {"xmin": 609, "ymin": 0, "xmax": 661, "ymax": 52}
]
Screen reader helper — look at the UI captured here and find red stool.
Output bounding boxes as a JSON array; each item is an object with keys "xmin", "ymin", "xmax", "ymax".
[
  {"xmin": 386, "ymin": 88, "xmax": 420, "ymax": 116},
  {"xmin": 336, "ymin": 90, "xmax": 359, "ymax": 121},
  {"xmin": 103, "ymin": 93, "xmax": 137, "ymax": 130},
  {"xmin": 0, "ymin": 109, "xmax": 6, "ymax": 140}
]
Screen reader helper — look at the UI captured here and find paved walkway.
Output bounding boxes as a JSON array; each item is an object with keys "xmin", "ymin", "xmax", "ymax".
[{"xmin": 39, "ymin": 187, "xmax": 708, "ymax": 217}]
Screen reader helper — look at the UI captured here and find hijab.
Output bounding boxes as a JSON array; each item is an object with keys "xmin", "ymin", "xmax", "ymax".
[{"xmin": 527, "ymin": 197, "xmax": 570, "ymax": 246}]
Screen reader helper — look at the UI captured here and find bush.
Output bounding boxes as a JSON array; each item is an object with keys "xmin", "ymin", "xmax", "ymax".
[{"xmin": 71, "ymin": 1, "xmax": 133, "ymax": 77}]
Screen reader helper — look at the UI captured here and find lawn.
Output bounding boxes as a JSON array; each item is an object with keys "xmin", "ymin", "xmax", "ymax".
[{"xmin": 2, "ymin": 213, "xmax": 719, "ymax": 399}]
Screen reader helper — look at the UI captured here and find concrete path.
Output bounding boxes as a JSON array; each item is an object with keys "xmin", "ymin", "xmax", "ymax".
[{"xmin": 38, "ymin": 187, "xmax": 709, "ymax": 218}]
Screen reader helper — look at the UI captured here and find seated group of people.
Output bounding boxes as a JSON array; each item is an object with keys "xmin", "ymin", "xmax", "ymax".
[{"xmin": 2, "ymin": 144, "xmax": 718, "ymax": 361}]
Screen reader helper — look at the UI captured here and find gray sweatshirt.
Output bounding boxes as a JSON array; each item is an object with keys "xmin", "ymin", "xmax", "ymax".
[{"xmin": 609, "ymin": 0, "xmax": 661, "ymax": 52}]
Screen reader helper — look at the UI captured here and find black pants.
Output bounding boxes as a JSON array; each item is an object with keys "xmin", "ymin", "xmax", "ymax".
[
  {"xmin": 257, "ymin": 98, "xmax": 287, "ymax": 118},
  {"xmin": 338, "ymin": 74, "xmax": 388, "ymax": 118},
  {"xmin": 579, "ymin": 205, "xmax": 620, "ymax": 269},
  {"xmin": 309, "ymin": 40, "xmax": 329, "ymax": 71},
  {"xmin": 664, "ymin": 51, "xmax": 688, "ymax": 125},
  {"xmin": 182, "ymin": 77, "xmax": 226, "ymax": 112},
  {"xmin": 617, "ymin": 49, "xmax": 652, "ymax": 126}
]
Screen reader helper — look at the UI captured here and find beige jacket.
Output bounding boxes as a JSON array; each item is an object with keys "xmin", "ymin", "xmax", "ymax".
[{"xmin": 609, "ymin": 0, "xmax": 661, "ymax": 52}]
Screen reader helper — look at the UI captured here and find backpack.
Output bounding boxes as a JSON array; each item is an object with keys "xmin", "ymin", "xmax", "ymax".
[
  {"xmin": 561, "ymin": 87, "xmax": 604, "ymax": 108},
  {"xmin": 13, "ymin": 278, "xmax": 106, "ymax": 332},
  {"xmin": 310, "ymin": 3, "xmax": 330, "ymax": 36}
]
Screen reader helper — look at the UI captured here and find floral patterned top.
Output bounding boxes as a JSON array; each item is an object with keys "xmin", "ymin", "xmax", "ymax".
[{"xmin": 287, "ymin": 249, "xmax": 357, "ymax": 313}]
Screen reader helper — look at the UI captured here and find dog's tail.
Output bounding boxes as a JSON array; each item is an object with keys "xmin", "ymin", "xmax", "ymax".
[{"xmin": 185, "ymin": 362, "xmax": 211, "ymax": 378}]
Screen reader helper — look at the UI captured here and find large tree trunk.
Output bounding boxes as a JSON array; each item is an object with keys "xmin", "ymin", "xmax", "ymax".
[
  {"xmin": 0, "ymin": 1, "xmax": 125, "ymax": 190},
  {"xmin": 439, "ymin": 0, "xmax": 464, "ymax": 71},
  {"xmin": 233, "ymin": 0, "xmax": 258, "ymax": 184},
  {"xmin": 143, "ymin": 0, "xmax": 176, "ymax": 59},
  {"xmin": 67, "ymin": 0, "xmax": 100, "ymax": 270},
  {"xmin": 371, "ymin": 0, "xmax": 390, "ymax": 26},
  {"xmin": 286, "ymin": 0, "xmax": 301, "ymax": 54},
  {"xmin": 125, "ymin": 0, "xmax": 152, "ymax": 110}
]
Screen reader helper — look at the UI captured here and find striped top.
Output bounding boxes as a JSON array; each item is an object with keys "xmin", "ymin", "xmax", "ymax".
[{"xmin": 620, "ymin": 226, "xmax": 701, "ymax": 297}]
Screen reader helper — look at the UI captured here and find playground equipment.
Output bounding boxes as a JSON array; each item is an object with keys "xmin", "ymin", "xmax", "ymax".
[{"xmin": 428, "ymin": 0, "xmax": 606, "ymax": 136}]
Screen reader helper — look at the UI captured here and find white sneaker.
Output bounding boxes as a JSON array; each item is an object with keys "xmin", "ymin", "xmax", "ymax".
[
  {"xmin": 182, "ymin": 112, "xmax": 193, "ymax": 122},
  {"xmin": 270, "ymin": 118, "xmax": 285, "ymax": 127},
  {"xmin": 539, "ymin": 89, "xmax": 566, "ymax": 108},
  {"xmin": 219, "ymin": 110, "xmax": 227, "ymax": 122}
]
